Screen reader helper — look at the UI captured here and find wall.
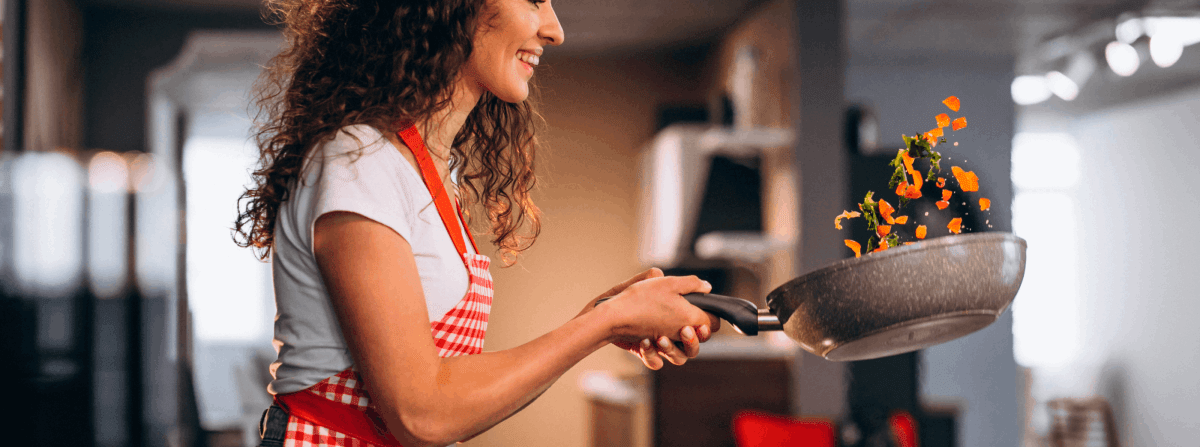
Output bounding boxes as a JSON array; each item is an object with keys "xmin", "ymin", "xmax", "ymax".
[
  {"xmin": 464, "ymin": 50, "xmax": 710, "ymax": 447},
  {"xmin": 1025, "ymin": 87, "xmax": 1200, "ymax": 446},
  {"xmin": 845, "ymin": 57, "xmax": 1020, "ymax": 447},
  {"xmin": 25, "ymin": 0, "xmax": 84, "ymax": 151},
  {"xmin": 82, "ymin": 7, "xmax": 271, "ymax": 152}
]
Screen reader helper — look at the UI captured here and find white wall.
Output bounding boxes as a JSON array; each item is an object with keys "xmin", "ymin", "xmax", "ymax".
[{"xmin": 1029, "ymin": 87, "xmax": 1200, "ymax": 446}]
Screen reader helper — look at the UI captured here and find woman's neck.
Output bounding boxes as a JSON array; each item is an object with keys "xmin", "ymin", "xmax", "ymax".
[{"xmin": 417, "ymin": 79, "xmax": 483, "ymax": 159}]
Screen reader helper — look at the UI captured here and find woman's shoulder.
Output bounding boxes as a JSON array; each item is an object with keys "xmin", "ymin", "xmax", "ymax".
[{"xmin": 318, "ymin": 124, "xmax": 395, "ymax": 158}]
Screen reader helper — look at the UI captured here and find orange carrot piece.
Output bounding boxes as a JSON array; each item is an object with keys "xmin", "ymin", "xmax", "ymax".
[
  {"xmin": 876, "ymin": 224, "xmax": 892, "ymax": 238},
  {"xmin": 895, "ymin": 180, "xmax": 910, "ymax": 197},
  {"xmin": 936, "ymin": 200, "xmax": 949, "ymax": 210},
  {"xmin": 878, "ymin": 199, "xmax": 896, "ymax": 224},
  {"xmin": 943, "ymin": 96, "xmax": 960, "ymax": 112},
  {"xmin": 873, "ymin": 240, "xmax": 890, "ymax": 252},
  {"xmin": 942, "ymin": 189, "xmax": 952, "ymax": 201},
  {"xmin": 904, "ymin": 242, "xmax": 916, "ymax": 246},
  {"xmin": 845, "ymin": 239, "xmax": 862, "ymax": 258},
  {"xmin": 951, "ymin": 166, "xmax": 979, "ymax": 192},
  {"xmin": 928, "ymin": 127, "xmax": 944, "ymax": 139},
  {"xmin": 834, "ymin": 210, "xmax": 862, "ymax": 230},
  {"xmin": 904, "ymin": 184, "xmax": 923, "ymax": 199},
  {"xmin": 936, "ymin": 113, "xmax": 950, "ymax": 128},
  {"xmin": 915, "ymin": 225, "xmax": 927, "ymax": 239},
  {"xmin": 901, "ymin": 152, "xmax": 923, "ymax": 190},
  {"xmin": 979, "ymin": 198, "xmax": 991, "ymax": 211},
  {"xmin": 948, "ymin": 217, "xmax": 963, "ymax": 234},
  {"xmin": 894, "ymin": 215, "xmax": 909, "ymax": 224},
  {"xmin": 936, "ymin": 177, "xmax": 946, "ymax": 188},
  {"xmin": 951, "ymin": 116, "xmax": 967, "ymax": 131}
]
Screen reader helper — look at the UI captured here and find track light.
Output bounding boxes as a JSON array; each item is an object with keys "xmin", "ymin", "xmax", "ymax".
[{"xmin": 1105, "ymin": 41, "xmax": 1139, "ymax": 77}]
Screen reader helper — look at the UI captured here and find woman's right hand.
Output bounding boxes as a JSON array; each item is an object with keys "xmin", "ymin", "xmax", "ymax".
[{"xmin": 598, "ymin": 274, "xmax": 721, "ymax": 369}]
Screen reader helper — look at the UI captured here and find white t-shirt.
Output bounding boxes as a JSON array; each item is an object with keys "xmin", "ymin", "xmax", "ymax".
[{"xmin": 268, "ymin": 124, "xmax": 475, "ymax": 395}]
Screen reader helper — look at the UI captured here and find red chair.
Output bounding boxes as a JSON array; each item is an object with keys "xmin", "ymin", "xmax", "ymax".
[{"xmin": 732, "ymin": 411, "xmax": 837, "ymax": 447}]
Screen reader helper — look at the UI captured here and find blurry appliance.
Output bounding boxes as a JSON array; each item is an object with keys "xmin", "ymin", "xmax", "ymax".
[{"xmin": 638, "ymin": 124, "xmax": 793, "ymax": 267}]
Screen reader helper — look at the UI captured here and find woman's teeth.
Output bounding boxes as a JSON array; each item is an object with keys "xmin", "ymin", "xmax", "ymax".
[{"xmin": 517, "ymin": 52, "xmax": 540, "ymax": 66}]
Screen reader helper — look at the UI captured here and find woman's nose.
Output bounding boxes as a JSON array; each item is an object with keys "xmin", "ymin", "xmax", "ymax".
[{"xmin": 539, "ymin": 3, "xmax": 565, "ymax": 46}]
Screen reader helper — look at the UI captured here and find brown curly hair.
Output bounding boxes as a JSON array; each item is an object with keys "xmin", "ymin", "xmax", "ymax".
[{"xmin": 234, "ymin": 0, "xmax": 542, "ymax": 265}]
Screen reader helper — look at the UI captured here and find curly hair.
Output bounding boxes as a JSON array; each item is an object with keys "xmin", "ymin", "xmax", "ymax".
[{"xmin": 234, "ymin": 0, "xmax": 542, "ymax": 265}]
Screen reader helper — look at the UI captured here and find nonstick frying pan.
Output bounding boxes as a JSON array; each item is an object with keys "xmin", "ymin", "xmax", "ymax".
[{"xmin": 610, "ymin": 232, "xmax": 1027, "ymax": 361}]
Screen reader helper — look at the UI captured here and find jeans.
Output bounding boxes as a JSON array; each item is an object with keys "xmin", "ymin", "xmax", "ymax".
[{"xmin": 257, "ymin": 405, "xmax": 288, "ymax": 447}]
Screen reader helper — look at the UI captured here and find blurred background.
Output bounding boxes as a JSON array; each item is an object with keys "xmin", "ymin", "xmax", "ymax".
[{"xmin": 0, "ymin": 0, "xmax": 1196, "ymax": 446}]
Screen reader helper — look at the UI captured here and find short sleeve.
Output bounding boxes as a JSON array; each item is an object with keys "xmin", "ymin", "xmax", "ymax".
[{"xmin": 302, "ymin": 125, "xmax": 417, "ymax": 254}]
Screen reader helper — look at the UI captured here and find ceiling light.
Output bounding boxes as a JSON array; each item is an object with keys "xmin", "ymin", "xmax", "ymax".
[
  {"xmin": 1045, "ymin": 71, "xmax": 1079, "ymax": 101},
  {"xmin": 1011, "ymin": 75, "xmax": 1052, "ymax": 105},
  {"xmin": 1105, "ymin": 41, "xmax": 1139, "ymax": 76},
  {"xmin": 1149, "ymin": 35, "xmax": 1184, "ymax": 67},
  {"xmin": 1143, "ymin": 17, "xmax": 1200, "ymax": 47},
  {"xmin": 1114, "ymin": 17, "xmax": 1143, "ymax": 45}
]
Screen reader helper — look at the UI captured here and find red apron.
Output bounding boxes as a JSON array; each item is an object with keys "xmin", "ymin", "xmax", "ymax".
[{"xmin": 274, "ymin": 124, "xmax": 494, "ymax": 446}]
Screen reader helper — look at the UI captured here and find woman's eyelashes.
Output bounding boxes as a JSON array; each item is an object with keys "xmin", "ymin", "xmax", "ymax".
[{"xmin": 529, "ymin": 0, "xmax": 546, "ymax": 8}]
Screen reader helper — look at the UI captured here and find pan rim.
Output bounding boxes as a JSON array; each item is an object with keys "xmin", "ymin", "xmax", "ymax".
[{"xmin": 798, "ymin": 232, "xmax": 1025, "ymax": 284}]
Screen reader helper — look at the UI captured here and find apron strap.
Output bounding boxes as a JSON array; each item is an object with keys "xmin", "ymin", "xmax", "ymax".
[{"xmin": 396, "ymin": 124, "xmax": 480, "ymax": 260}]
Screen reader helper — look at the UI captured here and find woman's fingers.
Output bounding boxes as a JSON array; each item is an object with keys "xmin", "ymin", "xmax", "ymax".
[
  {"xmin": 677, "ymin": 326, "xmax": 701, "ymax": 358},
  {"xmin": 665, "ymin": 275, "xmax": 712, "ymax": 296},
  {"xmin": 639, "ymin": 338, "xmax": 663, "ymax": 370},
  {"xmin": 655, "ymin": 336, "xmax": 689, "ymax": 366},
  {"xmin": 605, "ymin": 268, "xmax": 664, "ymax": 298}
]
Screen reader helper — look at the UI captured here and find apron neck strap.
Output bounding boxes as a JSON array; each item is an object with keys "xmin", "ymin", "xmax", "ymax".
[{"xmin": 395, "ymin": 124, "xmax": 480, "ymax": 259}]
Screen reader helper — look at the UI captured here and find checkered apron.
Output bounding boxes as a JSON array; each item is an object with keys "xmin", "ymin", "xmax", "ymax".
[{"xmin": 275, "ymin": 124, "xmax": 493, "ymax": 447}]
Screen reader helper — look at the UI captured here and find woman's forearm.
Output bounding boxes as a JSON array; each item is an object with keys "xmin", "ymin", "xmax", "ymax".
[{"xmin": 376, "ymin": 304, "xmax": 616, "ymax": 446}]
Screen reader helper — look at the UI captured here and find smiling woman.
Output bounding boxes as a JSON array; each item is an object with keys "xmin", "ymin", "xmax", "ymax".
[{"xmin": 232, "ymin": 1, "xmax": 719, "ymax": 446}]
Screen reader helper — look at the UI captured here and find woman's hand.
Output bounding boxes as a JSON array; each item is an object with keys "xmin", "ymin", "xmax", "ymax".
[{"xmin": 581, "ymin": 269, "xmax": 721, "ymax": 370}]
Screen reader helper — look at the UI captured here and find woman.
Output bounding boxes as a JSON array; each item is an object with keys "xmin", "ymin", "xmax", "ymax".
[{"xmin": 234, "ymin": 1, "xmax": 720, "ymax": 446}]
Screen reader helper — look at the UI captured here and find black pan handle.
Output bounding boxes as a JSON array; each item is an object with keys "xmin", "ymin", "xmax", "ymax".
[{"xmin": 595, "ymin": 293, "xmax": 761, "ymax": 336}]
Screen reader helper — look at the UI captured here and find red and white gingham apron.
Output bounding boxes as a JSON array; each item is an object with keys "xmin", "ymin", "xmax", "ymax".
[{"xmin": 274, "ymin": 124, "xmax": 493, "ymax": 446}]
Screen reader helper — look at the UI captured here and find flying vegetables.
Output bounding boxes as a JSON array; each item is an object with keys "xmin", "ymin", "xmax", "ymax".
[{"xmin": 836, "ymin": 96, "xmax": 992, "ymax": 257}]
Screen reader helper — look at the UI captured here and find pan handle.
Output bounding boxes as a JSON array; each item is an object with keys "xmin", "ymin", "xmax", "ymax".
[
  {"xmin": 681, "ymin": 293, "xmax": 762, "ymax": 336},
  {"xmin": 595, "ymin": 293, "xmax": 762, "ymax": 336}
]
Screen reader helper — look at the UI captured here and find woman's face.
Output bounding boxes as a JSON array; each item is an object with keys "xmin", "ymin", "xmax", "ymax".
[{"xmin": 462, "ymin": 0, "xmax": 564, "ymax": 103}]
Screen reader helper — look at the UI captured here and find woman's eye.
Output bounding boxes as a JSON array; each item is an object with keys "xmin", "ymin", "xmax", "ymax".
[{"xmin": 530, "ymin": 0, "xmax": 546, "ymax": 7}]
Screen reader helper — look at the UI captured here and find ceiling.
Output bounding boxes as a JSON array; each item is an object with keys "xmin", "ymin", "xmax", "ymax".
[
  {"xmin": 85, "ymin": 0, "xmax": 1200, "ymax": 110},
  {"xmin": 82, "ymin": 0, "xmax": 1189, "ymax": 58}
]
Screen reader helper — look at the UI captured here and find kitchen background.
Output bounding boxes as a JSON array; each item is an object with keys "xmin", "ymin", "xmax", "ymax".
[{"xmin": 0, "ymin": 0, "xmax": 1196, "ymax": 446}]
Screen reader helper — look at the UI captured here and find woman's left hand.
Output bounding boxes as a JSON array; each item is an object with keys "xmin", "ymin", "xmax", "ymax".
[{"xmin": 577, "ymin": 268, "xmax": 716, "ymax": 370}]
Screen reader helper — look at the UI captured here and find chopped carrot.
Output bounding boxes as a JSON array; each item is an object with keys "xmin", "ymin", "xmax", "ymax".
[
  {"xmin": 936, "ymin": 113, "xmax": 950, "ymax": 128},
  {"xmin": 894, "ymin": 215, "xmax": 909, "ymax": 224},
  {"xmin": 873, "ymin": 240, "xmax": 890, "ymax": 252},
  {"xmin": 904, "ymin": 242, "xmax": 916, "ymax": 246},
  {"xmin": 942, "ymin": 189, "xmax": 952, "ymax": 201},
  {"xmin": 936, "ymin": 177, "xmax": 946, "ymax": 188},
  {"xmin": 845, "ymin": 239, "xmax": 861, "ymax": 258},
  {"xmin": 936, "ymin": 200, "xmax": 949, "ymax": 210},
  {"xmin": 924, "ymin": 131, "xmax": 939, "ymax": 146},
  {"xmin": 979, "ymin": 198, "xmax": 991, "ymax": 211},
  {"xmin": 901, "ymin": 152, "xmax": 923, "ymax": 191},
  {"xmin": 834, "ymin": 210, "xmax": 862, "ymax": 230},
  {"xmin": 915, "ymin": 225, "xmax": 927, "ymax": 239},
  {"xmin": 878, "ymin": 199, "xmax": 896, "ymax": 224},
  {"xmin": 876, "ymin": 224, "xmax": 892, "ymax": 238},
  {"xmin": 951, "ymin": 166, "xmax": 979, "ymax": 192},
  {"xmin": 951, "ymin": 116, "xmax": 968, "ymax": 131},
  {"xmin": 904, "ymin": 184, "xmax": 923, "ymax": 199},
  {"xmin": 948, "ymin": 217, "xmax": 963, "ymax": 234},
  {"xmin": 943, "ymin": 96, "xmax": 960, "ymax": 112},
  {"xmin": 928, "ymin": 127, "xmax": 944, "ymax": 139},
  {"xmin": 895, "ymin": 180, "xmax": 910, "ymax": 197}
]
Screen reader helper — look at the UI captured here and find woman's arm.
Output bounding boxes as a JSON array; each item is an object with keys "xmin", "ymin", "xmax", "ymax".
[{"xmin": 313, "ymin": 212, "xmax": 714, "ymax": 447}]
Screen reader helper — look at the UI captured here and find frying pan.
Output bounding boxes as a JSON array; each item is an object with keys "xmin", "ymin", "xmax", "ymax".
[{"xmin": 609, "ymin": 232, "xmax": 1026, "ymax": 361}]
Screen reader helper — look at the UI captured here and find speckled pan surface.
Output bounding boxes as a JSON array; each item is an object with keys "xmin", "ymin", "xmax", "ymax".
[{"xmin": 766, "ymin": 232, "xmax": 1026, "ymax": 359}]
